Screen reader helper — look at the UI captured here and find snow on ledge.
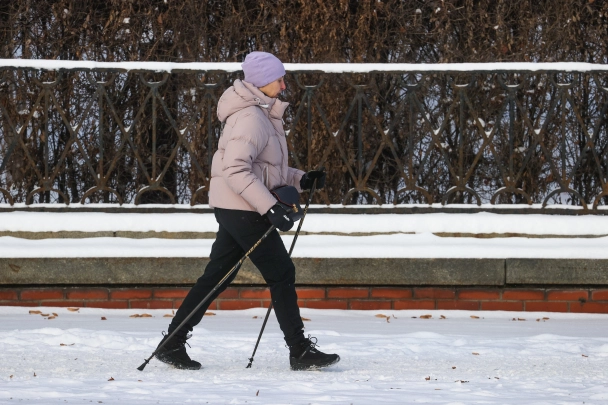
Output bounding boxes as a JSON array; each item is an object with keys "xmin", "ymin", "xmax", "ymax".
[
  {"xmin": 0, "ymin": 202, "xmax": 603, "ymax": 210},
  {"xmin": 1, "ymin": 210, "xmax": 608, "ymax": 235},
  {"xmin": 1, "ymin": 59, "xmax": 608, "ymax": 73},
  {"xmin": 2, "ymin": 234, "xmax": 608, "ymax": 258}
]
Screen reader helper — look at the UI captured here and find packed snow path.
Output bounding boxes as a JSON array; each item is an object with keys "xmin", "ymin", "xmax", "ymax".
[{"xmin": 0, "ymin": 307, "xmax": 607, "ymax": 404}]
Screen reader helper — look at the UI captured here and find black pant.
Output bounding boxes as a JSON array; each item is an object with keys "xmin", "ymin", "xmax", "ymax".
[{"xmin": 170, "ymin": 208, "xmax": 305, "ymax": 346}]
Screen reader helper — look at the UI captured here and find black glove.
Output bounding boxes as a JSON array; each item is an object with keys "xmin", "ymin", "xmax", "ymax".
[
  {"xmin": 266, "ymin": 204, "xmax": 294, "ymax": 232},
  {"xmin": 300, "ymin": 170, "xmax": 326, "ymax": 190}
]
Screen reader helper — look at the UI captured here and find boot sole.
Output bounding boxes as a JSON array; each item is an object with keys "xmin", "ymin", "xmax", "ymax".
[
  {"xmin": 156, "ymin": 354, "xmax": 202, "ymax": 370},
  {"xmin": 290, "ymin": 355, "xmax": 340, "ymax": 371},
  {"xmin": 172, "ymin": 363, "xmax": 202, "ymax": 370}
]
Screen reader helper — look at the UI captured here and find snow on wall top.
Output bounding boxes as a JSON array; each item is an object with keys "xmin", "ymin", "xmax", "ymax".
[{"xmin": 1, "ymin": 59, "xmax": 607, "ymax": 73}]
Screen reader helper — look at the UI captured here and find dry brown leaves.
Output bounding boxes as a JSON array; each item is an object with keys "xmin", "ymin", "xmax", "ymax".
[
  {"xmin": 30, "ymin": 310, "xmax": 58, "ymax": 319},
  {"xmin": 205, "ymin": 311, "xmax": 216, "ymax": 316},
  {"xmin": 420, "ymin": 314, "xmax": 432, "ymax": 319},
  {"xmin": 67, "ymin": 308, "xmax": 80, "ymax": 312},
  {"xmin": 0, "ymin": 0, "xmax": 605, "ymax": 209},
  {"xmin": 374, "ymin": 314, "xmax": 391, "ymax": 323},
  {"xmin": 129, "ymin": 314, "xmax": 152, "ymax": 318}
]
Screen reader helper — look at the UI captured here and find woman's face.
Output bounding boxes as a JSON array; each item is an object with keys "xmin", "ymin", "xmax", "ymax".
[{"xmin": 259, "ymin": 76, "xmax": 286, "ymax": 98}]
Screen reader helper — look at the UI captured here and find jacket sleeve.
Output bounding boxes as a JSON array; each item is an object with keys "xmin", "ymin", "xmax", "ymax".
[
  {"xmin": 287, "ymin": 167, "xmax": 306, "ymax": 193},
  {"xmin": 221, "ymin": 119, "xmax": 277, "ymax": 215}
]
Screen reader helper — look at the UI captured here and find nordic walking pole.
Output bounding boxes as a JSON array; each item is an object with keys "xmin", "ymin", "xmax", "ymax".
[
  {"xmin": 138, "ymin": 222, "xmax": 279, "ymax": 371},
  {"xmin": 246, "ymin": 175, "xmax": 320, "ymax": 368}
]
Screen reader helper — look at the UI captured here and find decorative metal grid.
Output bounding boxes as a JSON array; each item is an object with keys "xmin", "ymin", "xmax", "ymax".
[{"xmin": 1, "ymin": 67, "xmax": 607, "ymax": 210}]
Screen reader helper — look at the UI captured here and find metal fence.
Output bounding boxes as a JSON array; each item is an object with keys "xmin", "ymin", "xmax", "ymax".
[{"xmin": 1, "ymin": 63, "xmax": 608, "ymax": 210}]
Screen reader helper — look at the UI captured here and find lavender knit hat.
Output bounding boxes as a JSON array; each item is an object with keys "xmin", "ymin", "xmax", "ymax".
[{"xmin": 242, "ymin": 52, "xmax": 286, "ymax": 88}]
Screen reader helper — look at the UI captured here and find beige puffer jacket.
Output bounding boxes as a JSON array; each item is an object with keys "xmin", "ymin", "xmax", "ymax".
[{"xmin": 208, "ymin": 80, "xmax": 305, "ymax": 215}]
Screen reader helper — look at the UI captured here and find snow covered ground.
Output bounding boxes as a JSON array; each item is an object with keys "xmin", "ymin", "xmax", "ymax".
[{"xmin": 1, "ymin": 306, "xmax": 607, "ymax": 404}]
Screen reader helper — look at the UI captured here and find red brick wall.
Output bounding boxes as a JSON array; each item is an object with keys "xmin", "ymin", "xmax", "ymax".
[{"xmin": 1, "ymin": 286, "xmax": 608, "ymax": 313}]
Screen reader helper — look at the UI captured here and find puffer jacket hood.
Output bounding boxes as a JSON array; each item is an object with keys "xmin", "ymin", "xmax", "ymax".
[
  {"xmin": 209, "ymin": 80, "xmax": 304, "ymax": 215},
  {"xmin": 217, "ymin": 80, "xmax": 288, "ymax": 124}
]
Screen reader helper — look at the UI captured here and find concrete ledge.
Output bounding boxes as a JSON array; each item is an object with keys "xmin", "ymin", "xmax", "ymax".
[
  {"xmin": 5, "ymin": 257, "xmax": 608, "ymax": 286},
  {"xmin": 507, "ymin": 259, "xmax": 608, "ymax": 284},
  {"xmin": 0, "ymin": 258, "xmax": 206, "ymax": 285},
  {"xmin": 277, "ymin": 258, "xmax": 504, "ymax": 286},
  {"xmin": 0, "ymin": 257, "xmax": 504, "ymax": 286}
]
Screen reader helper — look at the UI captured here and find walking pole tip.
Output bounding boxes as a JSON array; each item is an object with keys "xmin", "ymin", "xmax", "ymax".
[{"xmin": 137, "ymin": 358, "xmax": 150, "ymax": 371}]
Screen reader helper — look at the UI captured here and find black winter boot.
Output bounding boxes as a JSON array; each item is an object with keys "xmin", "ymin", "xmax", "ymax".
[
  {"xmin": 155, "ymin": 330, "xmax": 201, "ymax": 370},
  {"xmin": 289, "ymin": 336, "xmax": 340, "ymax": 371}
]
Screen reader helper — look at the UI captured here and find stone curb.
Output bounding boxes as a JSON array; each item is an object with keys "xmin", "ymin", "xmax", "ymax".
[
  {"xmin": 506, "ymin": 259, "xmax": 608, "ymax": 285},
  {"xmin": 2, "ymin": 257, "xmax": 607, "ymax": 286}
]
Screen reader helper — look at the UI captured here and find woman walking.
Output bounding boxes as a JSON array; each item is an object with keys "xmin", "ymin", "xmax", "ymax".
[{"xmin": 154, "ymin": 51, "xmax": 339, "ymax": 371}]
